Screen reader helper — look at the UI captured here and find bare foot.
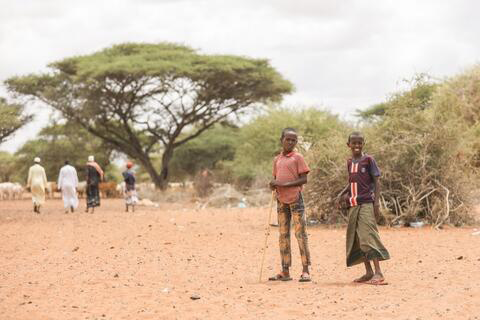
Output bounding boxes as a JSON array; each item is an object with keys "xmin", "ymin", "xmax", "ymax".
[
  {"xmin": 371, "ymin": 273, "xmax": 384, "ymax": 282},
  {"xmin": 364, "ymin": 273, "xmax": 387, "ymax": 285},
  {"xmin": 353, "ymin": 273, "xmax": 374, "ymax": 283}
]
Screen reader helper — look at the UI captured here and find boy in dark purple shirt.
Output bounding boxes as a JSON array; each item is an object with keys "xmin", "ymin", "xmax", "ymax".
[{"xmin": 338, "ymin": 131, "xmax": 390, "ymax": 285}]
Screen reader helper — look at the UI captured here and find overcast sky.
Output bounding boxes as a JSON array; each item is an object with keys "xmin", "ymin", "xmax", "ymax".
[{"xmin": 1, "ymin": 0, "xmax": 479, "ymax": 152}]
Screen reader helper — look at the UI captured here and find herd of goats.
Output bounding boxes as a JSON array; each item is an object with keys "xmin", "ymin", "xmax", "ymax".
[{"xmin": 0, "ymin": 181, "xmax": 160, "ymax": 201}]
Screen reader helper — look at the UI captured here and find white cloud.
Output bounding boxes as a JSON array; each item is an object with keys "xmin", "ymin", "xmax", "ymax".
[{"xmin": 1, "ymin": 0, "xmax": 480, "ymax": 151}]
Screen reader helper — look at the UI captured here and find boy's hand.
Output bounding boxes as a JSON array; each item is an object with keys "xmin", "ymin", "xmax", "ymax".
[
  {"xmin": 269, "ymin": 179, "xmax": 281, "ymax": 190},
  {"xmin": 336, "ymin": 194, "xmax": 349, "ymax": 209},
  {"xmin": 373, "ymin": 204, "xmax": 381, "ymax": 219},
  {"xmin": 335, "ymin": 198, "xmax": 342, "ymax": 209}
]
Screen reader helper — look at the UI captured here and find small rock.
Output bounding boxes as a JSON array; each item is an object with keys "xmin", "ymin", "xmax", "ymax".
[
  {"xmin": 114, "ymin": 273, "xmax": 119, "ymax": 278},
  {"xmin": 457, "ymin": 256, "xmax": 464, "ymax": 260},
  {"xmin": 190, "ymin": 294, "xmax": 200, "ymax": 300},
  {"xmin": 72, "ymin": 246, "xmax": 80, "ymax": 252}
]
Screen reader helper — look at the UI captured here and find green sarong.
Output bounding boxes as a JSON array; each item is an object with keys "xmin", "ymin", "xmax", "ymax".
[{"xmin": 346, "ymin": 203, "xmax": 390, "ymax": 267}]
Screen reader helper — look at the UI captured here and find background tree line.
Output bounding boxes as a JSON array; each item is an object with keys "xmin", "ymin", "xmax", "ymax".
[
  {"xmin": 2, "ymin": 41, "xmax": 480, "ymax": 227},
  {"xmin": 0, "ymin": 106, "xmax": 344, "ymax": 187}
]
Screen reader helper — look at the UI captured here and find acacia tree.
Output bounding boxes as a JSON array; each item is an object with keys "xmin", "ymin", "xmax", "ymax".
[
  {"xmin": 0, "ymin": 97, "xmax": 32, "ymax": 144},
  {"xmin": 6, "ymin": 43, "xmax": 293, "ymax": 189}
]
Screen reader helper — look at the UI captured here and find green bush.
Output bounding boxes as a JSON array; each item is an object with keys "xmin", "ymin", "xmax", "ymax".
[{"xmin": 228, "ymin": 106, "xmax": 348, "ymax": 188}]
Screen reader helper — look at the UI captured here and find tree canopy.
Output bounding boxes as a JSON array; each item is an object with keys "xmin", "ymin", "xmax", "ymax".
[
  {"xmin": 0, "ymin": 97, "xmax": 32, "ymax": 144},
  {"xmin": 6, "ymin": 42, "xmax": 293, "ymax": 188}
]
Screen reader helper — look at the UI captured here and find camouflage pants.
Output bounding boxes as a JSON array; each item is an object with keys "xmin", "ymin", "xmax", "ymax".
[{"xmin": 277, "ymin": 193, "xmax": 311, "ymax": 268}]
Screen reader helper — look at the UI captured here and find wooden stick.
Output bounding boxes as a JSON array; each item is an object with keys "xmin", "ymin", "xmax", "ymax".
[
  {"xmin": 259, "ymin": 191, "xmax": 275, "ymax": 283},
  {"xmin": 435, "ymin": 180, "xmax": 450, "ymax": 229}
]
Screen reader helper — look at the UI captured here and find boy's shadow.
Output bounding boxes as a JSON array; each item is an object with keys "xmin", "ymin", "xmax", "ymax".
[{"xmin": 322, "ymin": 281, "xmax": 358, "ymax": 287}]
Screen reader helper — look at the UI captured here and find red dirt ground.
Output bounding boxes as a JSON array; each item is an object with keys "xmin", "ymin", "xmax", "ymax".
[{"xmin": 1, "ymin": 199, "xmax": 479, "ymax": 320}]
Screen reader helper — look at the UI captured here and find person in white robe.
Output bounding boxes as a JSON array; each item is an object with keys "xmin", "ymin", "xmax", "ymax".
[
  {"xmin": 27, "ymin": 157, "xmax": 48, "ymax": 213},
  {"xmin": 58, "ymin": 160, "xmax": 79, "ymax": 213}
]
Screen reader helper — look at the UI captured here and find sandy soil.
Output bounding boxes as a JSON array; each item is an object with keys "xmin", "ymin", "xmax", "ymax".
[{"xmin": 1, "ymin": 199, "xmax": 479, "ymax": 320}]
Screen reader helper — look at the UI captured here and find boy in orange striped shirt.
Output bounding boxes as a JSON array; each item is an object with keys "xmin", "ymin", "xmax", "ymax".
[
  {"xmin": 338, "ymin": 132, "xmax": 390, "ymax": 285},
  {"xmin": 268, "ymin": 128, "xmax": 312, "ymax": 282}
]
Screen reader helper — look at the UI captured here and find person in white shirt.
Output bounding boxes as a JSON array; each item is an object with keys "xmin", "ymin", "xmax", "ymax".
[
  {"xmin": 58, "ymin": 160, "xmax": 79, "ymax": 213},
  {"xmin": 27, "ymin": 157, "xmax": 48, "ymax": 213}
]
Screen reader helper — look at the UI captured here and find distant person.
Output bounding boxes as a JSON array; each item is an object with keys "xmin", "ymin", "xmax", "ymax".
[
  {"xmin": 26, "ymin": 157, "xmax": 48, "ymax": 214},
  {"xmin": 122, "ymin": 161, "xmax": 138, "ymax": 212},
  {"xmin": 85, "ymin": 155, "xmax": 104, "ymax": 213},
  {"xmin": 337, "ymin": 131, "xmax": 390, "ymax": 285},
  {"xmin": 57, "ymin": 160, "xmax": 79, "ymax": 213},
  {"xmin": 268, "ymin": 128, "xmax": 312, "ymax": 282},
  {"xmin": 194, "ymin": 169, "xmax": 213, "ymax": 197}
]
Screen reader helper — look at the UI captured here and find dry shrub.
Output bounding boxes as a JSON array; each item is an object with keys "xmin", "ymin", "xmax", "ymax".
[
  {"xmin": 304, "ymin": 127, "xmax": 351, "ymax": 224},
  {"xmin": 366, "ymin": 107, "xmax": 477, "ymax": 227},
  {"xmin": 306, "ymin": 73, "xmax": 480, "ymax": 227}
]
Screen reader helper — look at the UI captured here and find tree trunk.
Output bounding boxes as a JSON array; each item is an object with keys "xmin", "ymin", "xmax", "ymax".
[
  {"xmin": 137, "ymin": 155, "xmax": 163, "ymax": 190},
  {"xmin": 136, "ymin": 145, "xmax": 174, "ymax": 190},
  {"xmin": 158, "ymin": 145, "xmax": 174, "ymax": 190}
]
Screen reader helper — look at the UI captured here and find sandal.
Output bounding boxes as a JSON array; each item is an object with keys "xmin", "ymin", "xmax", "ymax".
[
  {"xmin": 299, "ymin": 273, "xmax": 311, "ymax": 282},
  {"xmin": 268, "ymin": 273, "xmax": 292, "ymax": 281}
]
